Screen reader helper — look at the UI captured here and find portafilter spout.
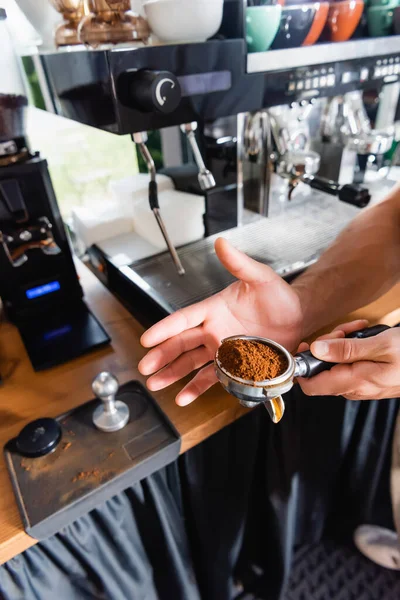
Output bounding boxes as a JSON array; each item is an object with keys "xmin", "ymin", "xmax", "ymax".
[
  {"xmin": 215, "ymin": 324, "xmax": 393, "ymax": 424},
  {"xmin": 132, "ymin": 132, "xmax": 185, "ymax": 276},
  {"xmin": 180, "ymin": 122, "xmax": 216, "ymax": 191}
]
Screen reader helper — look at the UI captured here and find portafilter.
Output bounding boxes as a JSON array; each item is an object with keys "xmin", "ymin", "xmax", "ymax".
[{"xmin": 215, "ymin": 324, "xmax": 393, "ymax": 424}]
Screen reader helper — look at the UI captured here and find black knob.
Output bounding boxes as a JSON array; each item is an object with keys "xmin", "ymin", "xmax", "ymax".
[
  {"xmin": 338, "ymin": 183, "xmax": 371, "ymax": 208},
  {"xmin": 117, "ymin": 70, "xmax": 181, "ymax": 114},
  {"xmin": 15, "ymin": 418, "xmax": 62, "ymax": 458}
]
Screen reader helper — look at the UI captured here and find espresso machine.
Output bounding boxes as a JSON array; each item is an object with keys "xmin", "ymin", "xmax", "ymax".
[
  {"xmin": 0, "ymin": 8, "xmax": 110, "ymax": 370},
  {"xmin": 30, "ymin": 0, "xmax": 400, "ymax": 325}
]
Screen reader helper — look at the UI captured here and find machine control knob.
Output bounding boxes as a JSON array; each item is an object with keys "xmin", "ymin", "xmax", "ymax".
[
  {"xmin": 118, "ymin": 70, "xmax": 181, "ymax": 114},
  {"xmin": 92, "ymin": 372, "xmax": 130, "ymax": 432}
]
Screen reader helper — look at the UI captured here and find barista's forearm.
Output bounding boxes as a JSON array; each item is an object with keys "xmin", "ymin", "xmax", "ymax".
[{"xmin": 292, "ymin": 185, "xmax": 400, "ymax": 338}]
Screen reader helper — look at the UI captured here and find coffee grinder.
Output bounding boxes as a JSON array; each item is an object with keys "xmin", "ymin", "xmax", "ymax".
[{"xmin": 0, "ymin": 8, "xmax": 110, "ymax": 370}]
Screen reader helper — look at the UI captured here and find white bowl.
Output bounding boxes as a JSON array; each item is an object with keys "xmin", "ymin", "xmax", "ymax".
[{"xmin": 144, "ymin": 0, "xmax": 224, "ymax": 43}]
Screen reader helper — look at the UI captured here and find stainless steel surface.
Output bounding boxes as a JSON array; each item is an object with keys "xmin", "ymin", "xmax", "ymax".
[
  {"xmin": 346, "ymin": 130, "xmax": 394, "ymax": 155},
  {"xmin": 125, "ymin": 191, "xmax": 359, "ymax": 312},
  {"xmin": 134, "ymin": 132, "xmax": 185, "ymax": 275},
  {"xmin": 92, "ymin": 371, "xmax": 130, "ymax": 432},
  {"xmin": 247, "ymin": 37, "xmax": 400, "ymax": 74},
  {"xmin": 180, "ymin": 122, "xmax": 216, "ymax": 191},
  {"xmin": 237, "ymin": 111, "xmax": 271, "ymax": 218}
]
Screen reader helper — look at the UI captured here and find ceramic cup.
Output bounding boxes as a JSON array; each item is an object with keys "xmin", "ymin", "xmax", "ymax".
[
  {"xmin": 246, "ymin": 5, "xmax": 282, "ymax": 52},
  {"xmin": 368, "ymin": 0, "xmax": 399, "ymax": 6},
  {"xmin": 367, "ymin": 4, "xmax": 396, "ymax": 35},
  {"xmin": 271, "ymin": 4, "xmax": 316, "ymax": 49},
  {"xmin": 395, "ymin": 5, "xmax": 400, "ymax": 32},
  {"xmin": 302, "ymin": 1, "xmax": 329, "ymax": 44},
  {"xmin": 143, "ymin": 0, "xmax": 224, "ymax": 43},
  {"xmin": 324, "ymin": 0, "xmax": 364, "ymax": 42}
]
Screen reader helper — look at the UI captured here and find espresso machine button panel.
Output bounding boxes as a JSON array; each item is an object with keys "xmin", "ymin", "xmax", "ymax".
[{"xmin": 283, "ymin": 55, "xmax": 400, "ymax": 104}]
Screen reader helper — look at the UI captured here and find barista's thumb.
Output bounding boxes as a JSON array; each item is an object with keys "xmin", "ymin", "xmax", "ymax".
[
  {"xmin": 310, "ymin": 334, "xmax": 388, "ymax": 364},
  {"xmin": 215, "ymin": 238, "xmax": 281, "ymax": 284}
]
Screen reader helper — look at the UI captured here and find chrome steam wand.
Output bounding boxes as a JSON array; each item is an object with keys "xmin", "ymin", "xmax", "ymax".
[
  {"xmin": 180, "ymin": 122, "xmax": 216, "ymax": 191},
  {"xmin": 132, "ymin": 132, "xmax": 185, "ymax": 276}
]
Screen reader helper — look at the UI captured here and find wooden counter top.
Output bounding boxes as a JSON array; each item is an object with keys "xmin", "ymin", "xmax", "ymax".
[{"xmin": 1, "ymin": 261, "xmax": 400, "ymax": 565}]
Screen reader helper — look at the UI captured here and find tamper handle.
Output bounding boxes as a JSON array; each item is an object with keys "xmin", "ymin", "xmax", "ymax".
[
  {"xmin": 92, "ymin": 372, "xmax": 130, "ymax": 432},
  {"xmin": 295, "ymin": 324, "xmax": 392, "ymax": 378}
]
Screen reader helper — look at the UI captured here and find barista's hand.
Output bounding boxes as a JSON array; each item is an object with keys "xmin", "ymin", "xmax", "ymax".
[
  {"xmin": 297, "ymin": 321, "xmax": 400, "ymax": 400},
  {"xmin": 138, "ymin": 238, "xmax": 303, "ymax": 406}
]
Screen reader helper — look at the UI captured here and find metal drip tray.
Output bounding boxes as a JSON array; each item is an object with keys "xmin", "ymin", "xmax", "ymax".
[{"xmin": 114, "ymin": 192, "xmax": 359, "ymax": 315}]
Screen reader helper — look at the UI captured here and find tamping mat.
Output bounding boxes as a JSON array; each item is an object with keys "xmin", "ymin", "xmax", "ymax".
[{"xmin": 4, "ymin": 381, "xmax": 181, "ymax": 540}]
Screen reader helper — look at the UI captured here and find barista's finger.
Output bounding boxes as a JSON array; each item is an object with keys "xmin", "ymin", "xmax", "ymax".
[
  {"xmin": 296, "ymin": 331, "xmax": 344, "ymax": 353},
  {"xmin": 141, "ymin": 298, "xmax": 213, "ymax": 347},
  {"xmin": 298, "ymin": 363, "xmax": 371, "ymax": 397},
  {"xmin": 139, "ymin": 327, "xmax": 205, "ymax": 375},
  {"xmin": 297, "ymin": 342, "xmax": 309, "ymax": 353},
  {"xmin": 146, "ymin": 347, "xmax": 211, "ymax": 391},
  {"xmin": 176, "ymin": 364, "xmax": 217, "ymax": 406},
  {"xmin": 332, "ymin": 319, "xmax": 369, "ymax": 334},
  {"xmin": 310, "ymin": 332, "xmax": 391, "ymax": 364},
  {"xmin": 215, "ymin": 238, "xmax": 281, "ymax": 284}
]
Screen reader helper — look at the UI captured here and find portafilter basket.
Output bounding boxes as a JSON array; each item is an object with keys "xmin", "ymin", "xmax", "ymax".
[{"xmin": 215, "ymin": 325, "xmax": 393, "ymax": 424}]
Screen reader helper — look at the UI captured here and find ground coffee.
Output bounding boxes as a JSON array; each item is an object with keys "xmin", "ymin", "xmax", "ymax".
[{"xmin": 217, "ymin": 339, "xmax": 288, "ymax": 381}]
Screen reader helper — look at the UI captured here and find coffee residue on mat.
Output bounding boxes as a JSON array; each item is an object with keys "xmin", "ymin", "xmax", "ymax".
[
  {"xmin": 218, "ymin": 339, "xmax": 288, "ymax": 381},
  {"xmin": 72, "ymin": 469, "xmax": 100, "ymax": 483}
]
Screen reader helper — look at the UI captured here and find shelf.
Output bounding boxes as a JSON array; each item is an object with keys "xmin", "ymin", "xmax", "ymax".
[{"xmin": 247, "ymin": 37, "xmax": 400, "ymax": 74}]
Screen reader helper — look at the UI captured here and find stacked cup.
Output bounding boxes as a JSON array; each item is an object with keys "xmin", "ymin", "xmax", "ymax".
[
  {"xmin": 366, "ymin": 0, "xmax": 400, "ymax": 37},
  {"xmin": 246, "ymin": 0, "xmax": 331, "ymax": 52},
  {"xmin": 323, "ymin": 0, "xmax": 365, "ymax": 42}
]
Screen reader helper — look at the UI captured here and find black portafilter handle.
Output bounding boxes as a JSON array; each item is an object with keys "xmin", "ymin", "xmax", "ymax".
[
  {"xmin": 296, "ymin": 324, "xmax": 395, "ymax": 378},
  {"xmin": 302, "ymin": 175, "xmax": 371, "ymax": 208}
]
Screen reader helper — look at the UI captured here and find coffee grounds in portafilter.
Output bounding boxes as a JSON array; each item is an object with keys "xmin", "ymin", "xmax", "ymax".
[{"xmin": 218, "ymin": 339, "xmax": 288, "ymax": 382}]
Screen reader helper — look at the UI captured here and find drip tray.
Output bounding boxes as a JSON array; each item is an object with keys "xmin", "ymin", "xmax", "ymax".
[
  {"xmin": 4, "ymin": 381, "xmax": 181, "ymax": 540},
  {"xmin": 111, "ymin": 193, "xmax": 359, "ymax": 314}
]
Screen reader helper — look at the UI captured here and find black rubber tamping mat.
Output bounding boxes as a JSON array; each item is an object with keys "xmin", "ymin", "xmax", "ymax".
[
  {"xmin": 284, "ymin": 539, "xmax": 400, "ymax": 600},
  {"xmin": 4, "ymin": 381, "xmax": 181, "ymax": 540}
]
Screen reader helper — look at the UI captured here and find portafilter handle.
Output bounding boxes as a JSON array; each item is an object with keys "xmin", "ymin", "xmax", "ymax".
[
  {"xmin": 301, "ymin": 174, "xmax": 371, "ymax": 208},
  {"xmin": 294, "ymin": 324, "xmax": 392, "ymax": 378}
]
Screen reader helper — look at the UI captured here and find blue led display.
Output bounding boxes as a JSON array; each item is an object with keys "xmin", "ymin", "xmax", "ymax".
[
  {"xmin": 26, "ymin": 280, "xmax": 61, "ymax": 300},
  {"xmin": 43, "ymin": 324, "xmax": 72, "ymax": 341}
]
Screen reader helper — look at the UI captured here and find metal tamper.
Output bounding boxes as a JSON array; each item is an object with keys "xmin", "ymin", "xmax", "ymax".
[{"xmin": 92, "ymin": 372, "xmax": 130, "ymax": 432}]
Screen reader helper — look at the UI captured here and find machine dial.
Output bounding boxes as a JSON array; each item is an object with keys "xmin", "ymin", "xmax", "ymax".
[{"xmin": 118, "ymin": 70, "xmax": 181, "ymax": 114}]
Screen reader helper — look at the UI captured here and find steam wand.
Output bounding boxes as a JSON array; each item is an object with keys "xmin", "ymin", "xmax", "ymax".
[
  {"xmin": 132, "ymin": 133, "xmax": 185, "ymax": 276},
  {"xmin": 180, "ymin": 123, "xmax": 216, "ymax": 191}
]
